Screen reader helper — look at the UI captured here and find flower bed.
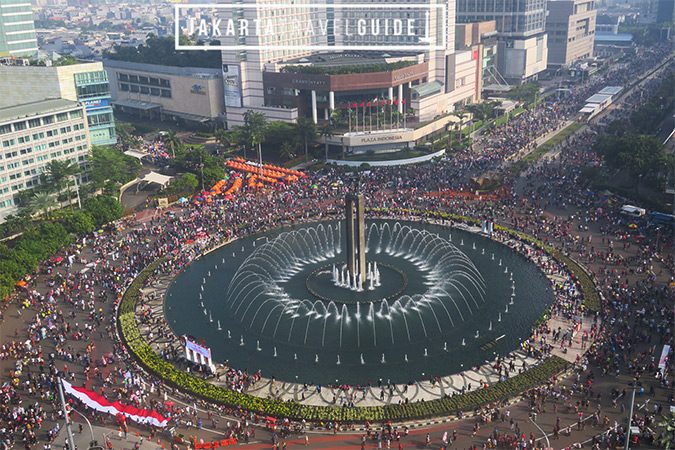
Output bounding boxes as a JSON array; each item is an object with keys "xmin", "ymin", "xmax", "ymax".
[{"xmin": 117, "ymin": 216, "xmax": 575, "ymax": 423}]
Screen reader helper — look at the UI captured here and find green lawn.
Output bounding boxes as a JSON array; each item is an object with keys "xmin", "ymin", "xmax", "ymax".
[
  {"xmin": 494, "ymin": 107, "xmax": 525, "ymax": 127},
  {"xmin": 522, "ymin": 122, "xmax": 584, "ymax": 163}
]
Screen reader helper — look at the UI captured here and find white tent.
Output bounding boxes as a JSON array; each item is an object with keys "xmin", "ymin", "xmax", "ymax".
[{"xmin": 136, "ymin": 171, "xmax": 173, "ymax": 192}]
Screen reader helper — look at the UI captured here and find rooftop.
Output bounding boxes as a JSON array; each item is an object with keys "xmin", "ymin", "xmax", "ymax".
[
  {"xmin": 594, "ymin": 33, "xmax": 633, "ymax": 43},
  {"xmin": 585, "ymin": 93, "xmax": 613, "ymax": 104},
  {"xmin": 0, "ymin": 98, "xmax": 81, "ymax": 124},
  {"xmin": 103, "ymin": 59, "xmax": 222, "ymax": 79},
  {"xmin": 283, "ymin": 52, "xmax": 420, "ymax": 67},
  {"xmin": 598, "ymin": 86, "xmax": 623, "ymax": 96}
]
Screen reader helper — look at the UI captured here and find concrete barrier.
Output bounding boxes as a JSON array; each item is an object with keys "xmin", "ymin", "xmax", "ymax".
[{"xmin": 327, "ymin": 149, "xmax": 445, "ymax": 167}]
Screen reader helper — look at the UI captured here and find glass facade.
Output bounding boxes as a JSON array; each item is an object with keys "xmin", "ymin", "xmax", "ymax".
[
  {"xmin": 73, "ymin": 71, "xmax": 117, "ymax": 146},
  {"xmin": 0, "ymin": 0, "xmax": 38, "ymax": 57}
]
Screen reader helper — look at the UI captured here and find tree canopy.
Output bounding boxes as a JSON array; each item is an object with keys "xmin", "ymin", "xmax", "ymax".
[
  {"xmin": 104, "ymin": 36, "xmax": 221, "ymax": 68},
  {"xmin": 90, "ymin": 146, "xmax": 141, "ymax": 196}
]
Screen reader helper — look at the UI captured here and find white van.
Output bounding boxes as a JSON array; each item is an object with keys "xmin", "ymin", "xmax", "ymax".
[{"xmin": 620, "ymin": 205, "xmax": 646, "ymax": 217}]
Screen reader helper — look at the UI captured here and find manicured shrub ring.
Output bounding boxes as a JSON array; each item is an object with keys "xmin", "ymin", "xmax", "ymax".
[{"xmin": 117, "ymin": 218, "xmax": 573, "ymax": 423}]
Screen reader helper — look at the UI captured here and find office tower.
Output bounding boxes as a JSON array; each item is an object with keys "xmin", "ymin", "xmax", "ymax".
[
  {"xmin": 0, "ymin": 0, "xmax": 39, "ymax": 57},
  {"xmin": 0, "ymin": 99, "xmax": 90, "ymax": 221},
  {"xmin": 546, "ymin": 0, "xmax": 596, "ymax": 68},
  {"xmin": 0, "ymin": 62, "xmax": 117, "ymax": 146},
  {"xmin": 456, "ymin": 0, "xmax": 548, "ymax": 84}
]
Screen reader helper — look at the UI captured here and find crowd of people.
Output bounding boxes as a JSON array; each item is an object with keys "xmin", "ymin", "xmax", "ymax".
[{"xmin": 0, "ymin": 40, "xmax": 673, "ymax": 450}]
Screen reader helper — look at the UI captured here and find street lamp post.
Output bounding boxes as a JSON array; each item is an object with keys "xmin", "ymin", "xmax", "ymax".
[
  {"xmin": 57, "ymin": 377, "xmax": 76, "ymax": 450},
  {"xmin": 70, "ymin": 408, "xmax": 97, "ymax": 446},
  {"xmin": 529, "ymin": 416, "xmax": 550, "ymax": 450},
  {"xmin": 624, "ymin": 382, "xmax": 638, "ymax": 450}
]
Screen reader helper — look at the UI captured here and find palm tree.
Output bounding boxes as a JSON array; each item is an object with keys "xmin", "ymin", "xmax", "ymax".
[
  {"xmin": 320, "ymin": 122, "xmax": 335, "ymax": 161},
  {"xmin": 453, "ymin": 111, "xmax": 468, "ymax": 141},
  {"xmin": 164, "ymin": 130, "xmax": 181, "ymax": 158},
  {"xmin": 46, "ymin": 160, "xmax": 80, "ymax": 212},
  {"xmin": 294, "ymin": 117, "xmax": 317, "ymax": 161},
  {"xmin": 280, "ymin": 141, "xmax": 296, "ymax": 161},
  {"xmin": 214, "ymin": 128, "xmax": 234, "ymax": 155},
  {"xmin": 29, "ymin": 191, "xmax": 57, "ymax": 217}
]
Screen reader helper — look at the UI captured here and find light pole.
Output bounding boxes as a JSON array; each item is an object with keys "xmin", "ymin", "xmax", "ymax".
[
  {"xmin": 624, "ymin": 382, "xmax": 639, "ymax": 450},
  {"xmin": 70, "ymin": 408, "xmax": 97, "ymax": 446},
  {"xmin": 57, "ymin": 377, "xmax": 76, "ymax": 450},
  {"xmin": 529, "ymin": 416, "xmax": 550, "ymax": 450}
]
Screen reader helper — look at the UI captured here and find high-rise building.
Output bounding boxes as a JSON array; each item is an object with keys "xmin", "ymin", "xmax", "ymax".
[
  {"xmin": 0, "ymin": 62, "xmax": 117, "ymax": 146},
  {"xmin": 456, "ymin": 0, "xmax": 548, "ymax": 84},
  {"xmin": 0, "ymin": 0, "xmax": 39, "ymax": 57},
  {"xmin": 640, "ymin": 0, "xmax": 675, "ymax": 25},
  {"xmin": 217, "ymin": 0, "xmax": 477, "ymax": 128},
  {"xmin": 545, "ymin": 0, "xmax": 596, "ymax": 68},
  {"xmin": 0, "ymin": 98, "xmax": 90, "ymax": 221}
]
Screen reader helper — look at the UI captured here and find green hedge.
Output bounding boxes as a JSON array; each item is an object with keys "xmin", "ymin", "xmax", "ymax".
[{"xmin": 118, "ymin": 215, "xmax": 576, "ymax": 423}]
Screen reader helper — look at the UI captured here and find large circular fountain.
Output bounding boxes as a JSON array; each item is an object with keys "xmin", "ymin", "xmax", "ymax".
[{"xmin": 165, "ymin": 219, "xmax": 554, "ymax": 385}]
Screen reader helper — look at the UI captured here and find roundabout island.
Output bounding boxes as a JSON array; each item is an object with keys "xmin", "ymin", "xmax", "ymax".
[{"xmin": 118, "ymin": 194, "xmax": 592, "ymax": 422}]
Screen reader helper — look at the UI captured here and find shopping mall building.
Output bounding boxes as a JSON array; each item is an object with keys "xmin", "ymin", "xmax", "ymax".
[{"xmin": 206, "ymin": 0, "xmax": 479, "ymax": 153}]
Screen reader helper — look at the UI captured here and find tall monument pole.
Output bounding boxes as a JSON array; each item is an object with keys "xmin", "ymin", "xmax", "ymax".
[{"xmin": 345, "ymin": 193, "xmax": 366, "ymax": 282}]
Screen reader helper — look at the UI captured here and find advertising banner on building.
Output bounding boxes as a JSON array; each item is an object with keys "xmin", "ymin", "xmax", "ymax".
[
  {"xmin": 222, "ymin": 64, "xmax": 242, "ymax": 108},
  {"xmin": 83, "ymin": 99, "xmax": 109, "ymax": 110}
]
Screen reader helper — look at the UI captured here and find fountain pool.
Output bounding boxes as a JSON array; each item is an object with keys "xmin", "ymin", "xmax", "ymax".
[{"xmin": 165, "ymin": 220, "xmax": 553, "ymax": 384}]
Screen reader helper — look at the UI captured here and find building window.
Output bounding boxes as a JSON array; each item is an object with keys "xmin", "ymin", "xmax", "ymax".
[
  {"xmin": 28, "ymin": 118, "xmax": 41, "ymax": 128},
  {"xmin": 70, "ymin": 110, "xmax": 83, "ymax": 119},
  {"xmin": 56, "ymin": 113, "xmax": 69, "ymax": 122},
  {"xmin": 120, "ymin": 83, "xmax": 129, "ymax": 91},
  {"xmin": 13, "ymin": 121, "xmax": 26, "ymax": 131},
  {"xmin": 161, "ymin": 89, "xmax": 171, "ymax": 98},
  {"xmin": 0, "ymin": 125, "xmax": 11, "ymax": 135},
  {"xmin": 118, "ymin": 73, "xmax": 129, "ymax": 82},
  {"xmin": 43, "ymin": 115, "xmax": 54, "ymax": 125}
]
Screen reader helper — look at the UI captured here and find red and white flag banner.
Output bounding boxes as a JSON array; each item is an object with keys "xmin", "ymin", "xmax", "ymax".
[{"xmin": 61, "ymin": 379, "xmax": 168, "ymax": 427}]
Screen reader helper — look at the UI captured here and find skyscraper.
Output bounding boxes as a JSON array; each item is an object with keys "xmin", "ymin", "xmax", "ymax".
[
  {"xmin": 216, "ymin": 0, "xmax": 476, "ymax": 126},
  {"xmin": 0, "ymin": 0, "xmax": 38, "ymax": 57},
  {"xmin": 456, "ymin": 0, "xmax": 548, "ymax": 84}
]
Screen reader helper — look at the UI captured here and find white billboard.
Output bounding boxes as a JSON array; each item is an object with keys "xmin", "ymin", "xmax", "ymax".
[{"xmin": 222, "ymin": 64, "xmax": 242, "ymax": 108}]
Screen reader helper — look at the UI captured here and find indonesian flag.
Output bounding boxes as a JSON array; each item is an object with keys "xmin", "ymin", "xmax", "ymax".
[{"xmin": 61, "ymin": 379, "xmax": 168, "ymax": 427}]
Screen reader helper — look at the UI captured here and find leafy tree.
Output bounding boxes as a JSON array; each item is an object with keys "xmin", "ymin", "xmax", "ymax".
[
  {"xmin": 594, "ymin": 133, "xmax": 668, "ymax": 184},
  {"xmin": 506, "ymin": 82, "xmax": 541, "ymax": 103},
  {"xmin": 90, "ymin": 146, "xmax": 141, "ymax": 195},
  {"xmin": 294, "ymin": 117, "xmax": 317, "ymax": 161},
  {"xmin": 265, "ymin": 121, "xmax": 296, "ymax": 156},
  {"xmin": 202, "ymin": 165, "xmax": 226, "ymax": 188},
  {"xmin": 65, "ymin": 212, "xmax": 95, "ymax": 235},
  {"xmin": 656, "ymin": 411, "xmax": 675, "ymax": 450},
  {"xmin": 466, "ymin": 101, "xmax": 502, "ymax": 122},
  {"xmin": 104, "ymin": 35, "xmax": 221, "ymax": 68},
  {"xmin": 83, "ymin": 196, "xmax": 124, "ymax": 228},
  {"xmin": 606, "ymin": 120, "xmax": 628, "ymax": 137}
]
